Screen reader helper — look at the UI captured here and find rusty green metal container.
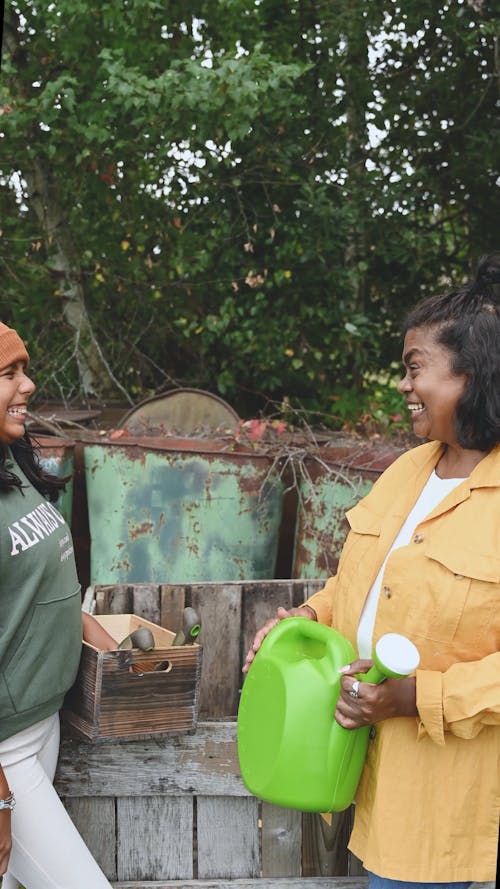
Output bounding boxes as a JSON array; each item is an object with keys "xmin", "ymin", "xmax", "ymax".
[
  {"xmin": 34, "ymin": 436, "xmax": 75, "ymax": 525},
  {"xmin": 84, "ymin": 437, "xmax": 285, "ymax": 584},
  {"xmin": 292, "ymin": 441, "xmax": 403, "ymax": 579}
]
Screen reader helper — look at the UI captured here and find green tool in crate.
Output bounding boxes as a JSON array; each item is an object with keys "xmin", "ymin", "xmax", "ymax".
[
  {"xmin": 116, "ymin": 608, "xmax": 201, "ymax": 651},
  {"xmin": 237, "ymin": 617, "xmax": 419, "ymax": 812},
  {"xmin": 118, "ymin": 626, "xmax": 155, "ymax": 650},
  {"xmin": 172, "ymin": 607, "xmax": 201, "ymax": 646}
]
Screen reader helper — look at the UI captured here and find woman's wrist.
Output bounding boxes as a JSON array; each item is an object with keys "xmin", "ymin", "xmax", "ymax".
[
  {"xmin": 0, "ymin": 792, "xmax": 15, "ymax": 811},
  {"xmin": 298, "ymin": 604, "xmax": 318, "ymax": 620},
  {"xmin": 0, "ymin": 769, "xmax": 9, "ymax": 798},
  {"xmin": 389, "ymin": 676, "xmax": 418, "ymax": 718}
]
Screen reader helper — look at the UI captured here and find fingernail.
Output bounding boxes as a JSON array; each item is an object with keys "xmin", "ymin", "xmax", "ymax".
[{"xmin": 338, "ymin": 664, "xmax": 351, "ymax": 673}]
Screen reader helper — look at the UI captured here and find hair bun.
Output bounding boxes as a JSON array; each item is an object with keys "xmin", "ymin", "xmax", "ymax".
[{"xmin": 475, "ymin": 254, "xmax": 500, "ymax": 294}]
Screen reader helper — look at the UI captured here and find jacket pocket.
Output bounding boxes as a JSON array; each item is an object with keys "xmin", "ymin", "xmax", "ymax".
[
  {"xmin": 3, "ymin": 587, "xmax": 82, "ymax": 714},
  {"xmin": 410, "ymin": 546, "xmax": 499, "ymax": 644},
  {"xmin": 341, "ymin": 501, "xmax": 382, "ymax": 581}
]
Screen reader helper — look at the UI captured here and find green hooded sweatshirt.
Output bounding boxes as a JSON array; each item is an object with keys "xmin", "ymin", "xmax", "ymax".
[{"xmin": 0, "ymin": 453, "xmax": 82, "ymax": 741}]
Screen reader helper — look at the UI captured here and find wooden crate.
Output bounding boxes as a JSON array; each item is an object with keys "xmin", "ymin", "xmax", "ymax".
[{"xmin": 62, "ymin": 614, "xmax": 202, "ymax": 741}]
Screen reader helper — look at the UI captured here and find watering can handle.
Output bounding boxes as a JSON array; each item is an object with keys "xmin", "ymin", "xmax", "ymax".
[
  {"xmin": 363, "ymin": 633, "xmax": 420, "ymax": 683},
  {"xmin": 262, "ymin": 616, "xmax": 356, "ymax": 671},
  {"xmin": 265, "ymin": 615, "xmax": 348, "ymax": 648}
]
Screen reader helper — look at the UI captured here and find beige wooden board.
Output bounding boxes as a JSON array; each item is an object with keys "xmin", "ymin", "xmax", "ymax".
[
  {"xmin": 189, "ymin": 583, "xmax": 242, "ymax": 718},
  {"xmin": 196, "ymin": 795, "xmax": 259, "ymax": 879},
  {"xmin": 117, "ymin": 796, "xmax": 193, "ymax": 881},
  {"xmin": 93, "ymin": 613, "xmax": 175, "ymax": 646},
  {"xmin": 56, "ymin": 722, "xmax": 245, "ymax": 797},
  {"xmin": 62, "ymin": 796, "xmax": 117, "ymax": 879},
  {"xmin": 261, "ymin": 802, "xmax": 302, "ymax": 877},
  {"xmin": 160, "ymin": 584, "xmax": 187, "ymax": 633}
]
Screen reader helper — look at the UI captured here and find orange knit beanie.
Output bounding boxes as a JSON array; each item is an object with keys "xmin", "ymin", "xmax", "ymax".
[{"xmin": 0, "ymin": 323, "xmax": 30, "ymax": 371}]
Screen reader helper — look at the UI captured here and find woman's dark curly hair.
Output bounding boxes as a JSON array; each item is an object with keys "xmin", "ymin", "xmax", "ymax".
[
  {"xmin": 0, "ymin": 433, "xmax": 70, "ymax": 501},
  {"xmin": 403, "ymin": 253, "xmax": 500, "ymax": 452}
]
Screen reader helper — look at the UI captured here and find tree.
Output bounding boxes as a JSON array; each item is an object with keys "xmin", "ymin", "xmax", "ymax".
[{"xmin": 1, "ymin": 0, "xmax": 498, "ymax": 426}]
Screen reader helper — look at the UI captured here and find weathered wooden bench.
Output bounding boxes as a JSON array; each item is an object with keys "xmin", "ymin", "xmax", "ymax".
[
  {"xmin": 55, "ymin": 581, "xmax": 368, "ymax": 888},
  {"xmin": 56, "ymin": 722, "xmax": 367, "ymax": 888}
]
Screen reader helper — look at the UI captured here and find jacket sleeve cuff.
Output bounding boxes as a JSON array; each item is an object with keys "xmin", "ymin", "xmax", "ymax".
[
  {"xmin": 304, "ymin": 576, "xmax": 336, "ymax": 626},
  {"xmin": 416, "ymin": 669, "xmax": 446, "ymax": 746}
]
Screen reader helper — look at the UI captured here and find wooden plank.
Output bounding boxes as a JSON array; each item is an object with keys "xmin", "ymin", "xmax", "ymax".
[
  {"xmin": 197, "ymin": 796, "xmax": 259, "ymax": 879},
  {"xmin": 56, "ymin": 722, "xmax": 246, "ymax": 798},
  {"xmin": 82, "ymin": 584, "xmax": 96, "ymax": 613},
  {"xmin": 241, "ymin": 580, "xmax": 324, "ymax": 666},
  {"xmin": 348, "ymin": 851, "xmax": 367, "ymax": 877},
  {"xmin": 62, "ymin": 644, "xmax": 100, "ymax": 732},
  {"xmin": 302, "ymin": 810, "xmax": 353, "ymax": 877},
  {"xmin": 300, "ymin": 579, "xmax": 325, "ymax": 602},
  {"xmin": 96, "ymin": 584, "xmax": 133, "ymax": 614},
  {"xmin": 111, "ymin": 879, "xmax": 369, "ymax": 888},
  {"xmin": 132, "ymin": 583, "xmax": 162, "ymax": 624},
  {"xmin": 261, "ymin": 802, "xmax": 302, "ymax": 877},
  {"xmin": 117, "ymin": 796, "xmax": 193, "ymax": 881},
  {"xmin": 62, "ymin": 796, "xmax": 117, "ymax": 879},
  {"xmin": 242, "ymin": 580, "xmax": 296, "ymax": 664},
  {"xmin": 189, "ymin": 584, "xmax": 243, "ymax": 718},
  {"xmin": 160, "ymin": 584, "xmax": 187, "ymax": 632}
]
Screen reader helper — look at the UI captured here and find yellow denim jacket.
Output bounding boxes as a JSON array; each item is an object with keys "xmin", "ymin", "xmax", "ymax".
[{"xmin": 306, "ymin": 440, "xmax": 500, "ymax": 882}]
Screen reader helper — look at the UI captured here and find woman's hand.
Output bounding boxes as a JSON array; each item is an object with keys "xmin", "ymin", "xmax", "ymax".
[
  {"xmin": 0, "ymin": 810, "xmax": 12, "ymax": 875},
  {"xmin": 82, "ymin": 612, "xmax": 118, "ymax": 651},
  {"xmin": 335, "ymin": 658, "xmax": 418, "ymax": 730},
  {"xmin": 0, "ymin": 770, "xmax": 12, "ymax": 876},
  {"xmin": 242, "ymin": 604, "xmax": 317, "ymax": 673}
]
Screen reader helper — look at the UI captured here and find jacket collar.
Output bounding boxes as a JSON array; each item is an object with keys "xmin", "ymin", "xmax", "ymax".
[
  {"xmin": 406, "ymin": 441, "xmax": 500, "ymax": 523},
  {"xmin": 468, "ymin": 443, "xmax": 500, "ymax": 488},
  {"xmin": 406, "ymin": 440, "xmax": 500, "ymax": 489}
]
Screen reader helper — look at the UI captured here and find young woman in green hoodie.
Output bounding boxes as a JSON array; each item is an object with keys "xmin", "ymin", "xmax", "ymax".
[{"xmin": 0, "ymin": 322, "xmax": 116, "ymax": 888}]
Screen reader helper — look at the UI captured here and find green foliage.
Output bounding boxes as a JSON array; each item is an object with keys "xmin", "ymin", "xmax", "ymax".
[{"xmin": 0, "ymin": 0, "xmax": 499, "ymax": 431}]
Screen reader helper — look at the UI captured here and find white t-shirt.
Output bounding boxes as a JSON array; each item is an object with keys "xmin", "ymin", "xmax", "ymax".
[{"xmin": 356, "ymin": 470, "xmax": 466, "ymax": 658}]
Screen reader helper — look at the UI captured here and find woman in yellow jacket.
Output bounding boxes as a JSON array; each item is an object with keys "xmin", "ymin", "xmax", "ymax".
[{"xmin": 244, "ymin": 253, "xmax": 500, "ymax": 887}]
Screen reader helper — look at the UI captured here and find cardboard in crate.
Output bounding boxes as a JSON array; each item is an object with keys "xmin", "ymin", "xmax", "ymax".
[{"xmin": 62, "ymin": 614, "xmax": 202, "ymax": 741}]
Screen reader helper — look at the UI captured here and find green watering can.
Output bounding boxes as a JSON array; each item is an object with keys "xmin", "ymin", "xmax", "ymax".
[{"xmin": 237, "ymin": 618, "xmax": 419, "ymax": 812}]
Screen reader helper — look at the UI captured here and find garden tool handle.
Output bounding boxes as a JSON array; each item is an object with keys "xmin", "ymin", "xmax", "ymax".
[
  {"xmin": 118, "ymin": 627, "xmax": 155, "ymax": 651},
  {"xmin": 172, "ymin": 607, "xmax": 201, "ymax": 646}
]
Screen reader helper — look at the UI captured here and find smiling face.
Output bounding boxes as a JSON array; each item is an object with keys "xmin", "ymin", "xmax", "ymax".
[
  {"xmin": 0, "ymin": 361, "xmax": 36, "ymax": 445},
  {"xmin": 397, "ymin": 326, "xmax": 468, "ymax": 446}
]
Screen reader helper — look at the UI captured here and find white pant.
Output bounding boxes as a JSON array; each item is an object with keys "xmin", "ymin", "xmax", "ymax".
[{"xmin": 0, "ymin": 713, "xmax": 112, "ymax": 889}]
